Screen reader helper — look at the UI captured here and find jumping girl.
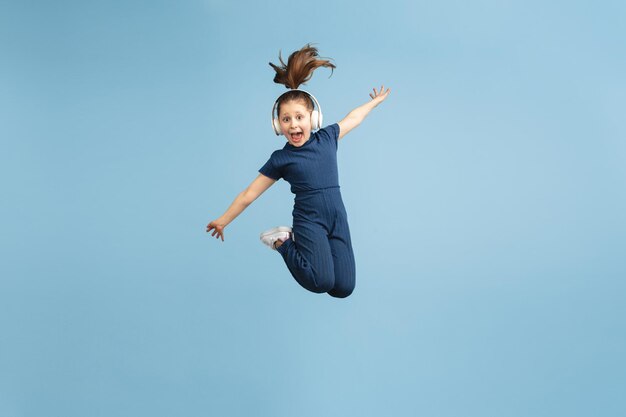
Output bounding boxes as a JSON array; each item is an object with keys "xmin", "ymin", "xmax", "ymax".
[{"xmin": 206, "ymin": 44, "xmax": 390, "ymax": 298}]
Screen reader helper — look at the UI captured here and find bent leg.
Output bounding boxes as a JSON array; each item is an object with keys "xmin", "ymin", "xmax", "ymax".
[
  {"xmin": 276, "ymin": 221, "xmax": 335, "ymax": 294},
  {"xmin": 326, "ymin": 227, "xmax": 356, "ymax": 299}
]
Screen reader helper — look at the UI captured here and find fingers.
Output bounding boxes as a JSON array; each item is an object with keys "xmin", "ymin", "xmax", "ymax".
[
  {"xmin": 206, "ymin": 222, "xmax": 224, "ymax": 242},
  {"xmin": 370, "ymin": 85, "xmax": 390, "ymax": 99},
  {"xmin": 206, "ymin": 223, "xmax": 225, "ymax": 242}
]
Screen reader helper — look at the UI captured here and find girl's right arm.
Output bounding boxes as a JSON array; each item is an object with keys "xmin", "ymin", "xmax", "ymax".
[{"xmin": 206, "ymin": 174, "xmax": 277, "ymax": 241}]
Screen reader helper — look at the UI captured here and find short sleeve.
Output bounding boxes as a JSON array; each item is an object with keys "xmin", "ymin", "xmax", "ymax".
[
  {"xmin": 316, "ymin": 123, "xmax": 340, "ymax": 149},
  {"xmin": 259, "ymin": 152, "xmax": 282, "ymax": 180}
]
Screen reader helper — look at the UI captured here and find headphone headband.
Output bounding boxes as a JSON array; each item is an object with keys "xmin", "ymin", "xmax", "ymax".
[{"xmin": 271, "ymin": 89, "xmax": 323, "ymax": 136}]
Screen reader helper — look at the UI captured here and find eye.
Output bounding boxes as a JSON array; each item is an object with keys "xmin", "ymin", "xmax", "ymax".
[
  {"xmin": 296, "ymin": 115, "xmax": 303, "ymax": 120},
  {"xmin": 282, "ymin": 117, "xmax": 289, "ymax": 123}
]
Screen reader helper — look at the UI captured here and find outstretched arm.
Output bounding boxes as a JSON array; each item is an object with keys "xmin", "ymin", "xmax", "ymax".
[
  {"xmin": 338, "ymin": 85, "xmax": 391, "ymax": 140},
  {"xmin": 206, "ymin": 174, "xmax": 276, "ymax": 241}
]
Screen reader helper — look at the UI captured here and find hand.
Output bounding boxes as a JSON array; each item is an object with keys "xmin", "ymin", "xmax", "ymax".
[
  {"xmin": 370, "ymin": 85, "xmax": 391, "ymax": 105},
  {"xmin": 206, "ymin": 220, "xmax": 225, "ymax": 242}
]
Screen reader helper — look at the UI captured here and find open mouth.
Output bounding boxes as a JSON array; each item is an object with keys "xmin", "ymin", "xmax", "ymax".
[{"xmin": 290, "ymin": 132, "xmax": 304, "ymax": 142}]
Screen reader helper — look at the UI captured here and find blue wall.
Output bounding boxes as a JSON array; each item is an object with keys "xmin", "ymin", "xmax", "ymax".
[{"xmin": 1, "ymin": 1, "xmax": 625, "ymax": 416}]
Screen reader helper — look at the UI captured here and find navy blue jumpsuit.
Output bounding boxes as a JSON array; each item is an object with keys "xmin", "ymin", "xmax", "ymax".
[{"xmin": 259, "ymin": 123, "xmax": 356, "ymax": 298}]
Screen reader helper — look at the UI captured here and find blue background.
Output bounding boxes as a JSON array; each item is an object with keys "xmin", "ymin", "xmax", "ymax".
[{"xmin": 1, "ymin": 1, "xmax": 625, "ymax": 416}]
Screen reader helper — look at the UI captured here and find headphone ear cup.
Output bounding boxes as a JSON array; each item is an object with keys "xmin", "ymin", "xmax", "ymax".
[
  {"xmin": 310, "ymin": 110, "xmax": 320, "ymax": 130},
  {"xmin": 273, "ymin": 118, "xmax": 282, "ymax": 135}
]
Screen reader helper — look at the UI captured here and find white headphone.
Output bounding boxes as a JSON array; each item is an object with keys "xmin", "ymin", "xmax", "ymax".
[{"xmin": 271, "ymin": 89, "xmax": 323, "ymax": 136}]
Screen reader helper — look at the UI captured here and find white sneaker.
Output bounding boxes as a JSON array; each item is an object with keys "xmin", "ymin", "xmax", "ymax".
[{"xmin": 260, "ymin": 226, "xmax": 292, "ymax": 250}]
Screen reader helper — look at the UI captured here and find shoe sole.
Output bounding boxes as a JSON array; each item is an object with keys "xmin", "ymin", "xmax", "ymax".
[{"xmin": 259, "ymin": 226, "xmax": 292, "ymax": 239}]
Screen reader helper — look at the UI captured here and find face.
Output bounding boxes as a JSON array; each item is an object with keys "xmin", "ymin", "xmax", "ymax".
[{"xmin": 278, "ymin": 100, "xmax": 312, "ymax": 147}]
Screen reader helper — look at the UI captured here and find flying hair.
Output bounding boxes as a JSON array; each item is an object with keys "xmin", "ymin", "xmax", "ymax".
[
  {"xmin": 269, "ymin": 44, "xmax": 335, "ymax": 116},
  {"xmin": 269, "ymin": 44, "xmax": 336, "ymax": 90}
]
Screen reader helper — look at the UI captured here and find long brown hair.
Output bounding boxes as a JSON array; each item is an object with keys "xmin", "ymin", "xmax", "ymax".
[{"xmin": 269, "ymin": 44, "xmax": 335, "ymax": 113}]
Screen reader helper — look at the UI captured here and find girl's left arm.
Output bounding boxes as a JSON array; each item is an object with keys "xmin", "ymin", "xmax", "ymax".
[{"xmin": 338, "ymin": 85, "xmax": 390, "ymax": 140}]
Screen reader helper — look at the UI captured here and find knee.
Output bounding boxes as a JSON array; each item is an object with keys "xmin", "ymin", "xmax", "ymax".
[
  {"xmin": 310, "ymin": 275, "xmax": 335, "ymax": 294},
  {"xmin": 293, "ymin": 268, "xmax": 335, "ymax": 294},
  {"xmin": 328, "ymin": 284, "xmax": 354, "ymax": 299}
]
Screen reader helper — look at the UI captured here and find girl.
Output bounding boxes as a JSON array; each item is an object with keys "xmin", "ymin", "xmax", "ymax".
[{"xmin": 206, "ymin": 44, "xmax": 390, "ymax": 298}]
